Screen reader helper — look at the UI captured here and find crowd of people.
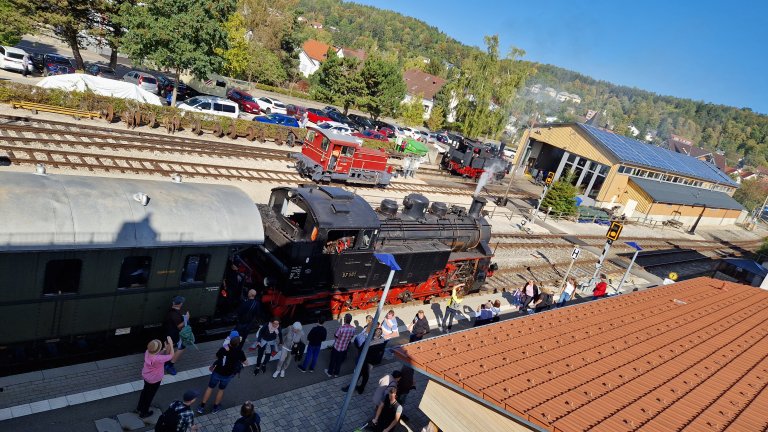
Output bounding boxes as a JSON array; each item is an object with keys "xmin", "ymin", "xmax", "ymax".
[{"xmin": 138, "ymin": 274, "xmax": 611, "ymax": 431}]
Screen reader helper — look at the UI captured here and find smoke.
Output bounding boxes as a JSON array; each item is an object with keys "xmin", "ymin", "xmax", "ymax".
[{"xmin": 474, "ymin": 161, "xmax": 507, "ymax": 197}]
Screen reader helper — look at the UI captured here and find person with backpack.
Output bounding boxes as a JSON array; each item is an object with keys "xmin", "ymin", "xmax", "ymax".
[
  {"xmin": 232, "ymin": 400, "xmax": 261, "ymax": 432},
  {"xmin": 136, "ymin": 337, "xmax": 174, "ymax": 418},
  {"xmin": 164, "ymin": 296, "xmax": 190, "ymax": 376},
  {"xmin": 155, "ymin": 390, "xmax": 198, "ymax": 432},
  {"xmin": 196, "ymin": 337, "xmax": 248, "ymax": 414}
]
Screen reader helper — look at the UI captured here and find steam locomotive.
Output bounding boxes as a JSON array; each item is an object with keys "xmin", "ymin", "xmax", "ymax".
[
  {"xmin": 0, "ymin": 170, "xmax": 493, "ymax": 366},
  {"xmin": 246, "ymin": 185, "xmax": 495, "ymax": 319},
  {"xmin": 440, "ymin": 136, "xmax": 511, "ymax": 180}
]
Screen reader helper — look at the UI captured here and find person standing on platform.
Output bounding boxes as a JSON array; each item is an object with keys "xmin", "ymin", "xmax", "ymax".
[
  {"xmin": 22, "ymin": 54, "xmax": 30, "ymax": 77},
  {"xmin": 164, "ymin": 296, "xmax": 189, "ymax": 375},
  {"xmin": 325, "ymin": 313, "xmax": 356, "ymax": 378},
  {"xmin": 372, "ymin": 370, "xmax": 402, "ymax": 408},
  {"xmin": 235, "ymin": 289, "xmax": 260, "ymax": 342},
  {"xmin": 273, "ymin": 322, "xmax": 306, "ymax": 378},
  {"xmin": 135, "ymin": 337, "xmax": 174, "ymax": 418},
  {"xmin": 298, "ymin": 318, "xmax": 327, "ymax": 373},
  {"xmin": 197, "ymin": 336, "xmax": 247, "ymax": 414},
  {"xmin": 251, "ymin": 319, "xmax": 282, "ymax": 375},
  {"xmin": 371, "ymin": 387, "xmax": 405, "ymax": 432},
  {"xmin": 408, "ymin": 310, "xmax": 429, "ymax": 342},
  {"xmin": 342, "ymin": 326, "xmax": 388, "ymax": 394},
  {"xmin": 381, "ymin": 310, "xmax": 399, "ymax": 340},
  {"xmin": 158, "ymin": 390, "xmax": 198, "ymax": 432},
  {"xmin": 593, "ymin": 274, "xmax": 608, "ymax": 300},
  {"xmin": 441, "ymin": 283, "xmax": 464, "ymax": 332},
  {"xmin": 232, "ymin": 401, "xmax": 261, "ymax": 432}
]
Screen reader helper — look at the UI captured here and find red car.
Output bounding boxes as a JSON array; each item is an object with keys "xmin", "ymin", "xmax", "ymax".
[
  {"xmin": 226, "ymin": 89, "xmax": 261, "ymax": 114},
  {"xmin": 306, "ymin": 108, "xmax": 332, "ymax": 124},
  {"xmin": 353, "ymin": 129, "xmax": 389, "ymax": 142}
]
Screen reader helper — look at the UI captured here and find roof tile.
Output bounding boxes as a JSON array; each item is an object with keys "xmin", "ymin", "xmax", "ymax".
[{"xmin": 395, "ymin": 277, "xmax": 768, "ymax": 431}]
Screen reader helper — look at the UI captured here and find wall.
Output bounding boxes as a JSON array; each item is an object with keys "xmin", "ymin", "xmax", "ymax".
[
  {"xmin": 298, "ymin": 51, "xmax": 319, "ymax": 77},
  {"xmin": 641, "ymin": 203, "xmax": 741, "ymax": 226}
]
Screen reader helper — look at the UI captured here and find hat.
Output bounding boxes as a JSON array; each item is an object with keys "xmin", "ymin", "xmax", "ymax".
[
  {"xmin": 229, "ymin": 330, "xmax": 240, "ymax": 339},
  {"xmin": 183, "ymin": 390, "xmax": 199, "ymax": 402},
  {"xmin": 292, "ymin": 322, "xmax": 302, "ymax": 330},
  {"xmin": 172, "ymin": 296, "xmax": 185, "ymax": 305}
]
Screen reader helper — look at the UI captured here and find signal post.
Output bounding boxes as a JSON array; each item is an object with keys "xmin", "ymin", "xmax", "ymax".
[
  {"xmin": 532, "ymin": 171, "xmax": 555, "ymax": 223},
  {"xmin": 590, "ymin": 221, "xmax": 623, "ymax": 287}
]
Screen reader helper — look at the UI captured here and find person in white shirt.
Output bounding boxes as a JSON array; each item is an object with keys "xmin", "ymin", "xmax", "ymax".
[
  {"xmin": 381, "ymin": 310, "xmax": 399, "ymax": 340},
  {"xmin": 558, "ymin": 277, "xmax": 577, "ymax": 307}
]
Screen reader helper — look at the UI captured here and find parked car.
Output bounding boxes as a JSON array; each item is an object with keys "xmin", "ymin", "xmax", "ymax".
[
  {"xmin": 0, "ymin": 46, "xmax": 32, "ymax": 74},
  {"xmin": 373, "ymin": 120, "xmax": 397, "ymax": 138},
  {"xmin": 286, "ymin": 104, "xmax": 307, "ymax": 120},
  {"xmin": 352, "ymin": 129, "xmax": 389, "ymax": 142},
  {"xmin": 176, "ymin": 96, "xmax": 239, "ymax": 119},
  {"xmin": 323, "ymin": 110, "xmax": 358, "ymax": 130},
  {"xmin": 347, "ymin": 114, "xmax": 375, "ymax": 131},
  {"xmin": 317, "ymin": 121, "xmax": 354, "ymax": 135},
  {"xmin": 122, "ymin": 70, "xmax": 160, "ymax": 94},
  {"xmin": 415, "ymin": 130, "xmax": 430, "ymax": 142},
  {"xmin": 157, "ymin": 74, "xmax": 189, "ymax": 101},
  {"xmin": 306, "ymin": 108, "xmax": 332, "ymax": 124},
  {"xmin": 31, "ymin": 53, "xmax": 74, "ymax": 76},
  {"xmin": 85, "ymin": 63, "xmax": 117, "ymax": 79},
  {"xmin": 257, "ymin": 96, "xmax": 287, "ymax": 114},
  {"xmin": 227, "ymin": 88, "xmax": 261, "ymax": 114},
  {"xmin": 323, "ymin": 106, "xmax": 340, "ymax": 114},
  {"xmin": 252, "ymin": 113, "xmax": 300, "ymax": 127}
]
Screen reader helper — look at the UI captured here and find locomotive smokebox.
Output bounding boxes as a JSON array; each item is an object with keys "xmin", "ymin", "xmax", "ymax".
[
  {"xmin": 430, "ymin": 202, "xmax": 448, "ymax": 218},
  {"xmin": 380, "ymin": 199, "xmax": 399, "ymax": 217},
  {"xmin": 402, "ymin": 194, "xmax": 430, "ymax": 220},
  {"xmin": 469, "ymin": 196, "xmax": 487, "ymax": 218}
]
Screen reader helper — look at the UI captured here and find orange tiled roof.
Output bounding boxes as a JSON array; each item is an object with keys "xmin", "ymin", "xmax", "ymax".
[
  {"xmin": 403, "ymin": 69, "xmax": 446, "ymax": 100},
  {"xmin": 394, "ymin": 277, "xmax": 768, "ymax": 432},
  {"xmin": 302, "ymin": 39, "xmax": 337, "ymax": 62}
]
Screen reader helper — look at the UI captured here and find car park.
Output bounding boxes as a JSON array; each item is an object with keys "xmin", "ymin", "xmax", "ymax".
[
  {"xmin": 122, "ymin": 70, "xmax": 160, "ymax": 94},
  {"xmin": 0, "ymin": 46, "xmax": 32, "ymax": 74},
  {"xmin": 252, "ymin": 113, "xmax": 300, "ymax": 127},
  {"xmin": 323, "ymin": 109, "xmax": 358, "ymax": 130},
  {"xmin": 257, "ymin": 96, "xmax": 287, "ymax": 114},
  {"xmin": 176, "ymin": 96, "xmax": 239, "ymax": 119},
  {"xmin": 85, "ymin": 63, "xmax": 117, "ymax": 79},
  {"xmin": 227, "ymin": 88, "xmax": 261, "ymax": 114},
  {"xmin": 306, "ymin": 108, "xmax": 332, "ymax": 123},
  {"xmin": 352, "ymin": 129, "xmax": 389, "ymax": 142},
  {"xmin": 348, "ymin": 114, "xmax": 375, "ymax": 131},
  {"xmin": 157, "ymin": 73, "xmax": 189, "ymax": 100},
  {"xmin": 317, "ymin": 121, "xmax": 354, "ymax": 135},
  {"xmin": 32, "ymin": 53, "xmax": 74, "ymax": 76}
]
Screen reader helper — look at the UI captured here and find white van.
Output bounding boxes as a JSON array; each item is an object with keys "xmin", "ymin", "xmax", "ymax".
[
  {"xmin": 0, "ymin": 46, "xmax": 31, "ymax": 73},
  {"xmin": 176, "ymin": 96, "xmax": 239, "ymax": 119}
]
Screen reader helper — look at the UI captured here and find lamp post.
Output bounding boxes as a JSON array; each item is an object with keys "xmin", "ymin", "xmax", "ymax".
[{"xmin": 333, "ymin": 254, "xmax": 400, "ymax": 432}]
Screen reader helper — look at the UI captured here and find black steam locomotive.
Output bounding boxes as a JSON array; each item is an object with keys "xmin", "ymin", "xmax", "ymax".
[
  {"xmin": 247, "ymin": 185, "xmax": 495, "ymax": 319},
  {"xmin": 440, "ymin": 136, "xmax": 511, "ymax": 180}
]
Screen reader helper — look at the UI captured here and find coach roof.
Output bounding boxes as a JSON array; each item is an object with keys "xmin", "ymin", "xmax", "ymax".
[{"xmin": 0, "ymin": 171, "xmax": 264, "ymax": 251}]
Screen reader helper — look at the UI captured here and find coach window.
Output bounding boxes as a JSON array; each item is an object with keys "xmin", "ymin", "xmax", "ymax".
[
  {"xmin": 118, "ymin": 256, "xmax": 152, "ymax": 289},
  {"xmin": 181, "ymin": 254, "xmax": 211, "ymax": 284},
  {"xmin": 43, "ymin": 259, "xmax": 82, "ymax": 295},
  {"xmin": 342, "ymin": 146, "xmax": 355, "ymax": 157},
  {"xmin": 321, "ymin": 137, "xmax": 330, "ymax": 151},
  {"xmin": 306, "ymin": 130, "xmax": 316, "ymax": 143}
]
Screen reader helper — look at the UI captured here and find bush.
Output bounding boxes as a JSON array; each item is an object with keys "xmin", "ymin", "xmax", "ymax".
[{"xmin": 251, "ymin": 83, "xmax": 312, "ymax": 100}]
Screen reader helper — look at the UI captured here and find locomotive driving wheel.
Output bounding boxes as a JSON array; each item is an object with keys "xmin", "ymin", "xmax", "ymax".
[{"xmin": 399, "ymin": 290, "xmax": 414, "ymax": 303}]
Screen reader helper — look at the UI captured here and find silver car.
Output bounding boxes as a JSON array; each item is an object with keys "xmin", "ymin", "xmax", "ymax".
[{"xmin": 122, "ymin": 70, "xmax": 159, "ymax": 94}]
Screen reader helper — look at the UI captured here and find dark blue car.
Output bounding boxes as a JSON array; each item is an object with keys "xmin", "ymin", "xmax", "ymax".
[{"xmin": 252, "ymin": 113, "xmax": 300, "ymax": 128}]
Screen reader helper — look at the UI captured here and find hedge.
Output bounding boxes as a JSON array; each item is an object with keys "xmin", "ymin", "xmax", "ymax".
[{"xmin": 0, "ymin": 81, "xmax": 387, "ymax": 150}]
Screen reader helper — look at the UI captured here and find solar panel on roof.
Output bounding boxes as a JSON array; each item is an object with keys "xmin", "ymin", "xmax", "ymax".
[{"xmin": 577, "ymin": 124, "xmax": 737, "ymax": 186}]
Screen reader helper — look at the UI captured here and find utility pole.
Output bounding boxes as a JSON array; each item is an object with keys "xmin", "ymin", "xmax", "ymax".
[
  {"xmin": 531, "ymin": 172, "xmax": 555, "ymax": 223},
  {"xmin": 559, "ymin": 247, "xmax": 580, "ymax": 297}
]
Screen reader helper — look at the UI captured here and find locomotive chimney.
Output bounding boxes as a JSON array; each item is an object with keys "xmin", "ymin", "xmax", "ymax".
[
  {"xmin": 379, "ymin": 199, "xmax": 398, "ymax": 217},
  {"xmin": 468, "ymin": 196, "xmax": 487, "ymax": 218},
  {"xmin": 402, "ymin": 194, "xmax": 429, "ymax": 220},
  {"xmin": 429, "ymin": 202, "xmax": 448, "ymax": 218}
]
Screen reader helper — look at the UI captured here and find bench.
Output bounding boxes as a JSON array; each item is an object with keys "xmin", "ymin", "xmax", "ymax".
[
  {"xmin": 11, "ymin": 101, "xmax": 101, "ymax": 120},
  {"xmin": 662, "ymin": 219, "xmax": 684, "ymax": 229}
]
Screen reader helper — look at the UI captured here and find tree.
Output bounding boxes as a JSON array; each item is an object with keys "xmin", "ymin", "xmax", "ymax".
[
  {"xmin": 310, "ymin": 49, "xmax": 363, "ymax": 114},
  {"xmin": 540, "ymin": 171, "xmax": 578, "ymax": 217},
  {"xmin": 733, "ymin": 179, "xmax": 768, "ymax": 212},
  {"xmin": 217, "ymin": 12, "xmax": 251, "ymax": 79},
  {"xmin": 27, "ymin": 0, "xmax": 98, "ymax": 69},
  {"xmin": 117, "ymin": 0, "xmax": 236, "ymax": 105},
  {"xmin": 0, "ymin": 0, "xmax": 31, "ymax": 46},
  {"xmin": 248, "ymin": 45, "xmax": 288, "ymax": 85},
  {"xmin": 399, "ymin": 95, "xmax": 424, "ymax": 127},
  {"xmin": 359, "ymin": 56, "xmax": 405, "ymax": 121},
  {"xmin": 426, "ymin": 104, "xmax": 444, "ymax": 131},
  {"xmin": 92, "ymin": 0, "xmax": 135, "ymax": 70}
]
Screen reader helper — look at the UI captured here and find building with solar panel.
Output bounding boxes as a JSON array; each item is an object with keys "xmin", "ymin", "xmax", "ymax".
[{"xmin": 510, "ymin": 123, "xmax": 745, "ymax": 228}]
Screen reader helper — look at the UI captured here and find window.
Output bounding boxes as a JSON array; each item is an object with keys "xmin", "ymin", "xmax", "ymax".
[
  {"xmin": 43, "ymin": 259, "xmax": 82, "ymax": 295},
  {"xmin": 306, "ymin": 130, "xmax": 316, "ymax": 142},
  {"xmin": 181, "ymin": 254, "xmax": 211, "ymax": 284},
  {"xmin": 358, "ymin": 229, "xmax": 375, "ymax": 249},
  {"xmin": 321, "ymin": 137, "xmax": 330, "ymax": 151},
  {"xmin": 118, "ymin": 256, "xmax": 152, "ymax": 289},
  {"xmin": 198, "ymin": 102, "xmax": 211, "ymax": 110},
  {"xmin": 222, "ymin": 104, "xmax": 236, "ymax": 113},
  {"xmin": 342, "ymin": 146, "xmax": 355, "ymax": 157}
]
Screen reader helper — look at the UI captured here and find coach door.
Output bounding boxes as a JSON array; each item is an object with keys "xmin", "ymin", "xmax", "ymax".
[{"xmin": 335, "ymin": 146, "xmax": 355, "ymax": 173}]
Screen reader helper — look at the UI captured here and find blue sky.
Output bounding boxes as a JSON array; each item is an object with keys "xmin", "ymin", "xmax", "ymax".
[{"xmin": 354, "ymin": 0, "xmax": 768, "ymax": 113}]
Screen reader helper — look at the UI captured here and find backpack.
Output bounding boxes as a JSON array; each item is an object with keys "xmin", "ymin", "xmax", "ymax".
[
  {"xmin": 234, "ymin": 416, "xmax": 261, "ymax": 432},
  {"xmin": 154, "ymin": 404, "xmax": 180, "ymax": 432},
  {"xmin": 179, "ymin": 324, "xmax": 197, "ymax": 350}
]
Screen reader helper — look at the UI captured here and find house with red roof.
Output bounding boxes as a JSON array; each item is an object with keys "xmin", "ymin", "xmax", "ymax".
[
  {"xmin": 298, "ymin": 39, "xmax": 367, "ymax": 78},
  {"xmin": 666, "ymin": 134, "xmax": 727, "ymax": 172},
  {"xmin": 402, "ymin": 68, "xmax": 447, "ymax": 119}
]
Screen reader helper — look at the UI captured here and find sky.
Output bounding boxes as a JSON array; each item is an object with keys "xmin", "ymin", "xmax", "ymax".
[{"xmin": 354, "ymin": 0, "xmax": 768, "ymax": 113}]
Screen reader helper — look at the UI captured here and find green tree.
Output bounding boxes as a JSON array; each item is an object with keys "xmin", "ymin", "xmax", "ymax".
[
  {"xmin": 540, "ymin": 171, "xmax": 578, "ymax": 217},
  {"xmin": 426, "ymin": 104, "xmax": 444, "ymax": 131},
  {"xmin": 248, "ymin": 45, "xmax": 288, "ymax": 85},
  {"xmin": 359, "ymin": 56, "xmax": 405, "ymax": 120},
  {"xmin": 26, "ymin": 0, "xmax": 98, "ymax": 69},
  {"xmin": 310, "ymin": 49, "xmax": 362, "ymax": 114},
  {"xmin": 0, "ymin": 0, "xmax": 31, "ymax": 46},
  {"xmin": 733, "ymin": 179, "xmax": 768, "ymax": 212},
  {"xmin": 91, "ymin": 0, "xmax": 135, "ymax": 70},
  {"xmin": 399, "ymin": 95, "xmax": 424, "ymax": 127},
  {"xmin": 217, "ymin": 12, "xmax": 251, "ymax": 79},
  {"xmin": 117, "ymin": 0, "xmax": 236, "ymax": 105}
]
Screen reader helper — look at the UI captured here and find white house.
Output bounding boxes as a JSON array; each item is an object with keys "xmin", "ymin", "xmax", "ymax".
[
  {"xmin": 298, "ymin": 40, "xmax": 366, "ymax": 78},
  {"xmin": 402, "ymin": 69, "xmax": 447, "ymax": 120}
]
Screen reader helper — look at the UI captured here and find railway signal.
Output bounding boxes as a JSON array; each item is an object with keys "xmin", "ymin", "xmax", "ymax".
[
  {"xmin": 591, "ymin": 222, "xmax": 624, "ymax": 287},
  {"xmin": 545, "ymin": 171, "xmax": 555, "ymax": 186},
  {"xmin": 532, "ymin": 173, "xmax": 555, "ymax": 222},
  {"xmin": 606, "ymin": 221, "xmax": 623, "ymax": 243}
]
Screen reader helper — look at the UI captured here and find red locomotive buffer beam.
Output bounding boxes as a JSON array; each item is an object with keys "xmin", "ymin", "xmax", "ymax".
[{"xmin": 447, "ymin": 160, "xmax": 485, "ymax": 179}]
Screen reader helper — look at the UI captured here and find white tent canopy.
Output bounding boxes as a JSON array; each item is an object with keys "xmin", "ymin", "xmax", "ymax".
[{"xmin": 36, "ymin": 73, "xmax": 162, "ymax": 106}]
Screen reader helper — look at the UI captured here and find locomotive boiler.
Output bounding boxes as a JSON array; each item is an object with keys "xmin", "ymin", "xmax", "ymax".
[
  {"xmin": 440, "ymin": 136, "xmax": 511, "ymax": 180},
  {"xmin": 248, "ymin": 185, "xmax": 495, "ymax": 319}
]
